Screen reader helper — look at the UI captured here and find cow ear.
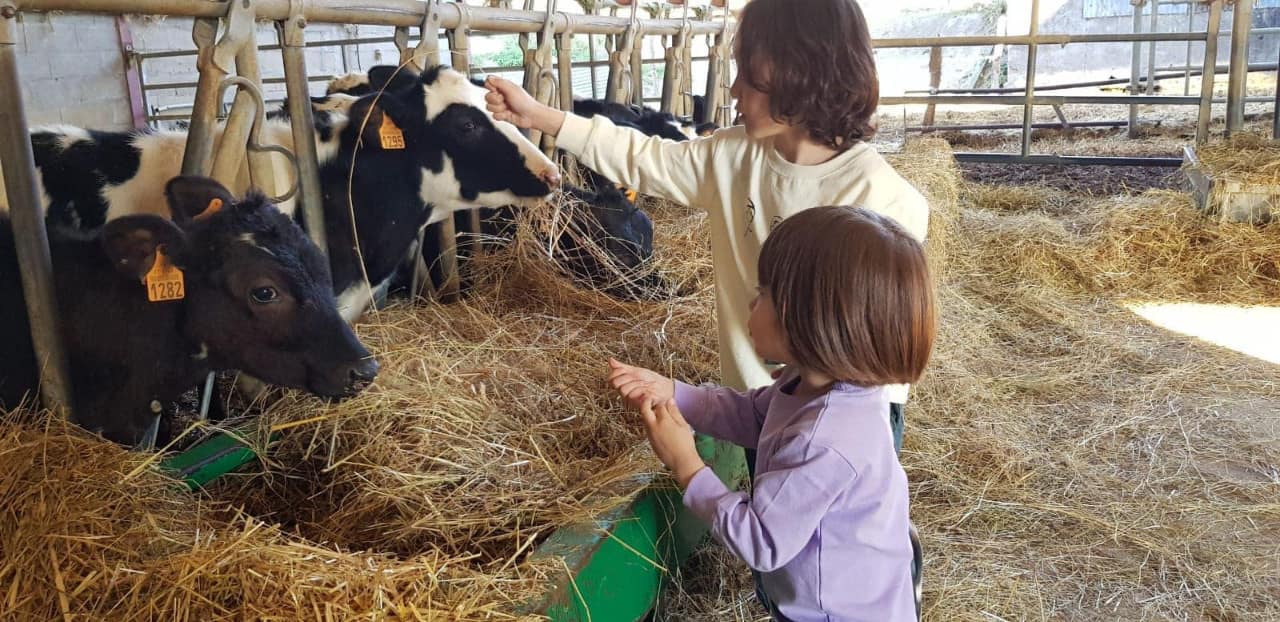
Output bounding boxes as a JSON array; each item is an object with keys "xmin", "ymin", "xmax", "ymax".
[
  {"xmin": 165, "ymin": 176, "xmax": 236, "ymax": 224},
  {"xmin": 367, "ymin": 65, "xmax": 420, "ymax": 94},
  {"xmin": 101, "ymin": 215, "xmax": 187, "ymax": 280}
]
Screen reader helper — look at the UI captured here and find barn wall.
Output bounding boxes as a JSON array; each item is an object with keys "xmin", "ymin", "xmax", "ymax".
[{"xmin": 14, "ymin": 12, "xmax": 133, "ymax": 128}]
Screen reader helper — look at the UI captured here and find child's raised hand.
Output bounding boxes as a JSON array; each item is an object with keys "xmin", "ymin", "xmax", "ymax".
[
  {"xmin": 640, "ymin": 399, "xmax": 705, "ymax": 488},
  {"xmin": 483, "ymin": 76, "xmax": 564, "ymax": 134},
  {"xmin": 607, "ymin": 358, "xmax": 675, "ymax": 411}
]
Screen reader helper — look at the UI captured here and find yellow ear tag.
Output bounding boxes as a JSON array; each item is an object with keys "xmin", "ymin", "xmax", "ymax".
[
  {"xmin": 379, "ymin": 113, "xmax": 405, "ymax": 150},
  {"xmin": 145, "ymin": 247, "xmax": 185, "ymax": 302},
  {"xmin": 624, "ymin": 188, "xmax": 639, "ymax": 203},
  {"xmin": 195, "ymin": 197, "xmax": 223, "ymax": 221}
]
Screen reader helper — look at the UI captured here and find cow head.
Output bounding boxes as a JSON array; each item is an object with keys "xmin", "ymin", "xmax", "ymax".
[
  {"xmin": 101, "ymin": 176, "xmax": 379, "ymax": 398},
  {"xmin": 332, "ymin": 65, "xmax": 559, "ymax": 224}
]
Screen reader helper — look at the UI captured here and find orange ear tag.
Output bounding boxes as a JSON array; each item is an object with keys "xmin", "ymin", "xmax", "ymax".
[
  {"xmin": 624, "ymin": 189, "xmax": 639, "ymax": 203},
  {"xmin": 195, "ymin": 197, "xmax": 223, "ymax": 220},
  {"xmin": 379, "ymin": 114, "xmax": 406, "ymax": 150},
  {"xmin": 144, "ymin": 247, "xmax": 185, "ymax": 302}
]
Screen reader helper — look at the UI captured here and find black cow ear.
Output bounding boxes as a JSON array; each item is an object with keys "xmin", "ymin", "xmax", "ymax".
[
  {"xmin": 368, "ymin": 65, "xmax": 420, "ymax": 94},
  {"xmin": 101, "ymin": 215, "xmax": 187, "ymax": 280},
  {"xmin": 165, "ymin": 176, "xmax": 236, "ymax": 224}
]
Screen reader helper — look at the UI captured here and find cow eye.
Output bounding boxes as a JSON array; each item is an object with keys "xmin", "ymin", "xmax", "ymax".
[
  {"xmin": 249, "ymin": 286, "xmax": 280, "ymax": 304},
  {"xmin": 461, "ymin": 120, "xmax": 478, "ymax": 133}
]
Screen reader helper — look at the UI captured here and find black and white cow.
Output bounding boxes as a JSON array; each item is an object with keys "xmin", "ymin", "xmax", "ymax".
[
  {"xmin": 0, "ymin": 65, "xmax": 559, "ymax": 323},
  {"xmin": 0, "ymin": 176, "xmax": 376, "ymax": 446}
]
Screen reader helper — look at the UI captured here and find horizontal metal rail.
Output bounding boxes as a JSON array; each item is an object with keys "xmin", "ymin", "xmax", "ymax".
[
  {"xmin": 14, "ymin": 0, "xmax": 726, "ymax": 36},
  {"xmin": 953, "ymin": 153, "xmax": 1184, "ymax": 167},
  {"xmin": 906, "ymin": 62, "xmax": 1280, "ymax": 95},
  {"xmin": 885, "ymin": 94, "xmax": 1276, "ymax": 106}
]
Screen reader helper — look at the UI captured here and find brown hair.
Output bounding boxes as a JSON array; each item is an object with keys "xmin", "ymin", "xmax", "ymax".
[
  {"xmin": 735, "ymin": 0, "xmax": 879, "ymax": 149},
  {"xmin": 758, "ymin": 206, "xmax": 935, "ymax": 386}
]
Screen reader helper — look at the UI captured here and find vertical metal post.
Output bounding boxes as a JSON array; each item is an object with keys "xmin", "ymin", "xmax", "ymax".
[
  {"xmin": 660, "ymin": 22, "xmax": 685, "ymax": 112},
  {"xmin": 448, "ymin": 4, "xmax": 482, "ymax": 242},
  {"xmin": 181, "ymin": 18, "xmax": 229, "ymax": 176},
  {"xmin": 1129, "ymin": 0, "xmax": 1144, "ymax": 138},
  {"xmin": 606, "ymin": 1, "xmax": 638, "ymax": 103},
  {"xmin": 115, "ymin": 16, "xmax": 147, "ymax": 130},
  {"xmin": 1020, "ymin": 0, "xmax": 1039, "ymax": 157},
  {"xmin": 703, "ymin": 27, "xmax": 722, "ymax": 125},
  {"xmin": 588, "ymin": 30, "xmax": 599, "ymax": 99},
  {"xmin": 630, "ymin": 20, "xmax": 645, "ymax": 107},
  {"xmin": 1146, "ymin": 0, "xmax": 1159, "ymax": 96},
  {"xmin": 923, "ymin": 46, "xmax": 942, "ymax": 130},
  {"xmin": 0, "ymin": 3, "xmax": 74, "ymax": 416},
  {"xmin": 277, "ymin": 7, "xmax": 327, "ymax": 255},
  {"xmin": 1184, "ymin": 0, "xmax": 1194, "ymax": 96},
  {"xmin": 1197, "ymin": 0, "xmax": 1223, "ymax": 145},
  {"xmin": 1274, "ymin": 44, "xmax": 1280, "ymax": 138},
  {"xmin": 1226, "ymin": 0, "xmax": 1254, "ymax": 135},
  {"xmin": 214, "ymin": 5, "xmax": 275, "ymax": 193}
]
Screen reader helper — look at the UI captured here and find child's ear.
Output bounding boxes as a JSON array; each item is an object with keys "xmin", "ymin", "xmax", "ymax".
[
  {"xmin": 101, "ymin": 215, "xmax": 187, "ymax": 280},
  {"xmin": 164, "ymin": 176, "xmax": 235, "ymax": 224}
]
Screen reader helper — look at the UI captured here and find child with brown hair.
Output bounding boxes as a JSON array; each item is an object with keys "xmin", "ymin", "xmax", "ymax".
[
  {"xmin": 484, "ymin": 0, "xmax": 928, "ymax": 453},
  {"xmin": 608, "ymin": 206, "xmax": 936, "ymax": 621}
]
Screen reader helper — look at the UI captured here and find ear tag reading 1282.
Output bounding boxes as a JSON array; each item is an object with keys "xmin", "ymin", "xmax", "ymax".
[
  {"xmin": 145, "ymin": 248, "xmax": 185, "ymax": 302},
  {"xmin": 379, "ymin": 114, "xmax": 405, "ymax": 150}
]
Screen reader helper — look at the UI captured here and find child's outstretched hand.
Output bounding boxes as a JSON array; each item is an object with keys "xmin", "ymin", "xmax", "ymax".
[
  {"xmin": 607, "ymin": 358, "xmax": 675, "ymax": 411},
  {"xmin": 483, "ymin": 76, "xmax": 565, "ymax": 135},
  {"xmin": 641, "ymin": 399, "xmax": 705, "ymax": 488}
]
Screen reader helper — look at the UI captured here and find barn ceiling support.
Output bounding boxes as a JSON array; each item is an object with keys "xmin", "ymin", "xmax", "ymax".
[{"xmin": 0, "ymin": 0, "xmax": 74, "ymax": 417}]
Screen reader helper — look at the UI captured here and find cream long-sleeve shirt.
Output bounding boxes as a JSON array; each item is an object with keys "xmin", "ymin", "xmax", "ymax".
[{"xmin": 556, "ymin": 114, "xmax": 929, "ymax": 400}]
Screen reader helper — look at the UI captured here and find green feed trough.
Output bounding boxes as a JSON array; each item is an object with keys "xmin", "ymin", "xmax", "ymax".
[{"xmin": 160, "ymin": 429, "xmax": 747, "ymax": 621}]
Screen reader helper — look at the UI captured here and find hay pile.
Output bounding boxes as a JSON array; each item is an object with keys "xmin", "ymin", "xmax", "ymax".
[
  {"xmin": 660, "ymin": 138, "xmax": 1280, "ymax": 621},
  {"xmin": 1190, "ymin": 132, "xmax": 1280, "ymax": 189},
  {"xmin": 0, "ymin": 191, "xmax": 720, "ymax": 619}
]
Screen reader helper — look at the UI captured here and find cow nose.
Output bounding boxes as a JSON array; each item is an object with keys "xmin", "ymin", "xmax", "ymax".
[{"xmin": 346, "ymin": 357, "xmax": 380, "ymax": 386}]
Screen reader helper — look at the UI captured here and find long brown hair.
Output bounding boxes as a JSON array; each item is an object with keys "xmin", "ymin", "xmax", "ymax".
[
  {"xmin": 758, "ymin": 206, "xmax": 935, "ymax": 386},
  {"xmin": 735, "ymin": 0, "xmax": 880, "ymax": 149}
]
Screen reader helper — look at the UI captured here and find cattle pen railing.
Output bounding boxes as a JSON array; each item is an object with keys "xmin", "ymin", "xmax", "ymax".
[{"xmin": 0, "ymin": 0, "xmax": 736, "ymax": 418}]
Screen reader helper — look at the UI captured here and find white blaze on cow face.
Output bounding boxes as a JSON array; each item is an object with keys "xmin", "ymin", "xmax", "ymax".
[{"xmin": 420, "ymin": 68, "xmax": 559, "ymax": 210}]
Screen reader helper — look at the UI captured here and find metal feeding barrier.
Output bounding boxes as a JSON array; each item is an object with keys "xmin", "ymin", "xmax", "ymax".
[{"xmin": 0, "ymin": 0, "xmax": 734, "ymax": 427}]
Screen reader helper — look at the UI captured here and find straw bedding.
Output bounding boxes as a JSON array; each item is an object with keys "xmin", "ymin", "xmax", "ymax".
[{"xmin": 4, "ymin": 137, "xmax": 1280, "ymax": 620}]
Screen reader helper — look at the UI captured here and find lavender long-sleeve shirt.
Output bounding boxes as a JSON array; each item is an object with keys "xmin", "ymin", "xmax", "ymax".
[{"xmin": 675, "ymin": 372, "xmax": 914, "ymax": 622}]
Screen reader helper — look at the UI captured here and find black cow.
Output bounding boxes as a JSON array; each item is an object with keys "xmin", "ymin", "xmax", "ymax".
[
  {"xmin": 571, "ymin": 98, "xmax": 691, "ymax": 143},
  {"xmin": 0, "ymin": 176, "xmax": 376, "ymax": 446},
  {"xmin": 0, "ymin": 65, "xmax": 559, "ymax": 324}
]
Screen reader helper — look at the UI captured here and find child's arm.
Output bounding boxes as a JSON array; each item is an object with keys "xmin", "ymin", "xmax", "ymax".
[
  {"xmin": 607, "ymin": 358, "xmax": 770, "ymax": 449},
  {"xmin": 485, "ymin": 77, "xmax": 720, "ymax": 208},
  {"xmin": 672, "ymin": 380, "xmax": 770, "ymax": 449},
  {"xmin": 683, "ymin": 438, "xmax": 855, "ymax": 572}
]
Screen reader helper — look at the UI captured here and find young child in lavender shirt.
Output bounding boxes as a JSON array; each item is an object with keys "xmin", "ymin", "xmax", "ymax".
[{"xmin": 608, "ymin": 206, "xmax": 937, "ymax": 622}]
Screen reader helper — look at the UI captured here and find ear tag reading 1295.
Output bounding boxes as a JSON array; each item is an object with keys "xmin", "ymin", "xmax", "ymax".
[
  {"xmin": 379, "ymin": 114, "xmax": 405, "ymax": 150},
  {"xmin": 145, "ymin": 248, "xmax": 185, "ymax": 302}
]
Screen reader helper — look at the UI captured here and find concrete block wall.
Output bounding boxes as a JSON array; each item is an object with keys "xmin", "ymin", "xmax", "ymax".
[{"xmin": 14, "ymin": 12, "xmax": 133, "ymax": 129}]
